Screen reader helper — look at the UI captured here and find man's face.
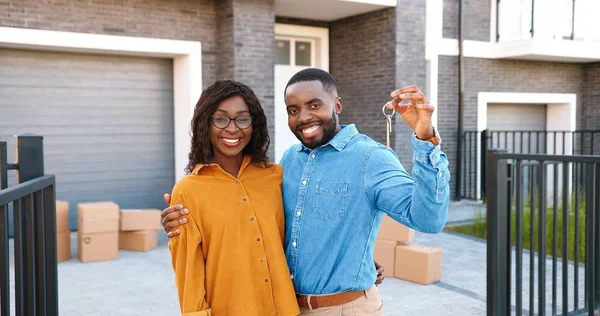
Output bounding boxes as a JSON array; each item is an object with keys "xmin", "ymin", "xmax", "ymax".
[{"xmin": 285, "ymin": 80, "xmax": 342, "ymax": 149}]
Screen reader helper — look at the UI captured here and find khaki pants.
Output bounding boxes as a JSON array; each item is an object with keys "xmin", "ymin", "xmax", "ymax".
[{"xmin": 299, "ymin": 286, "xmax": 384, "ymax": 315}]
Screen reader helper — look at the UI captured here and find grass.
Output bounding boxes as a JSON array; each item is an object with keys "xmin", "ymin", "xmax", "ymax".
[{"xmin": 447, "ymin": 198, "xmax": 587, "ymax": 263}]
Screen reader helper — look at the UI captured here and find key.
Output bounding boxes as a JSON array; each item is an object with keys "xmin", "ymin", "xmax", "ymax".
[{"xmin": 382, "ymin": 104, "xmax": 395, "ymax": 149}]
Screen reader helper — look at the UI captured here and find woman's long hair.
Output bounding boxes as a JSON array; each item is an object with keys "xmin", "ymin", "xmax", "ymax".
[{"xmin": 185, "ymin": 80, "xmax": 270, "ymax": 174}]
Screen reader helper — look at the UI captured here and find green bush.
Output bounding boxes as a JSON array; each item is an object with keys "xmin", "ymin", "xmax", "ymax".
[{"xmin": 447, "ymin": 198, "xmax": 587, "ymax": 262}]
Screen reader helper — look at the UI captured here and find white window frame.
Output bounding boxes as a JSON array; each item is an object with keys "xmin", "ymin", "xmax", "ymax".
[
  {"xmin": 275, "ymin": 24, "xmax": 329, "ymax": 71},
  {"xmin": 275, "ymin": 36, "xmax": 317, "ymax": 67}
]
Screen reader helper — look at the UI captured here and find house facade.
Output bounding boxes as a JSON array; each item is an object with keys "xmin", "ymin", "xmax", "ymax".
[{"xmin": 1, "ymin": 0, "xmax": 599, "ymax": 224}]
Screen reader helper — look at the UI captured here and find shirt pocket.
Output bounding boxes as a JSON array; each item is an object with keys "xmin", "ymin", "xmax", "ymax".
[{"xmin": 312, "ymin": 180, "xmax": 349, "ymax": 221}]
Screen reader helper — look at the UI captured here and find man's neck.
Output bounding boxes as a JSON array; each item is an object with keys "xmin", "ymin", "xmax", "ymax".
[{"xmin": 334, "ymin": 125, "xmax": 342, "ymax": 135}]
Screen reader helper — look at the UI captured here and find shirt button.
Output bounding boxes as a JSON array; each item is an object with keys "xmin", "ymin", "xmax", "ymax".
[
  {"xmin": 290, "ymin": 274, "xmax": 294, "ymax": 279},
  {"xmin": 243, "ymin": 197, "xmax": 248, "ymax": 202},
  {"xmin": 292, "ymin": 241, "xmax": 297, "ymax": 247},
  {"xmin": 249, "ymin": 217, "xmax": 255, "ymax": 222},
  {"xmin": 260, "ymin": 258, "xmax": 265, "ymax": 263},
  {"xmin": 301, "ymin": 180, "xmax": 307, "ymax": 185},
  {"xmin": 235, "ymin": 180, "xmax": 240, "ymax": 184},
  {"xmin": 264, "ymin": 278, "xmax": 269, "ymax": 283},
  {"xmin": 311, "ymin": 154, "xmax": 316, "ymax": 159},
  {"xmin": 257, "ymin": 237, "xmax": 261, "ymax": 242},
  {"xmin": 296, "ymin": 211, "xmax": 301, "ymax": 216}
]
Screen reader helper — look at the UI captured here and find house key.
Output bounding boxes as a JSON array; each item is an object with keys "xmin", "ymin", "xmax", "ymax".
[{"xmin": 382, "ymin": 104, "xmax": 395, "ymax": 149}]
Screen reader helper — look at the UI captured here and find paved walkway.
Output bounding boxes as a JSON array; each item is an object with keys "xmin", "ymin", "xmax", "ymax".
[
  {"xmin": 6, "ymin": 201, "xmax": 588, "ymax": 315},
  {"xmin": 8, "ymin": 231, "xmax": 490, "ymax": 316}
]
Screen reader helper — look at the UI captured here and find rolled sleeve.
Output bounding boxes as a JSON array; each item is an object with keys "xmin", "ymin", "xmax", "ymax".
[
  {"xmin": 412, "ymin": 134, "xmax": 451, "ymax": 203},
  {"xmin": 364, "ymin": 137, "xmax": 450, "ymax": 233}
]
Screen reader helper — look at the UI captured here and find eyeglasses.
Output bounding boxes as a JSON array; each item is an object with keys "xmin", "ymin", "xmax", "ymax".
[{"xmin": 210, "ymin": 115, "xmax": 253, "ymax": 129}]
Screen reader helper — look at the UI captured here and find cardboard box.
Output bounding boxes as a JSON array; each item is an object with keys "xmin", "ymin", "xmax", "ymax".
[
  {"xmin": 56, "ymin": 231, "xmax": 72, "ymax": 262},
  {"xmin": 119, "ymin": 209, "xmax": 161, "ymax": 231},
  {"xmin": 56, "ymin": 200, "xmax": 70, "ymax": 233},
  {"xmin": 394, "ymin": 244, "xmax": 442, "ymax": 285},
  {"xmin": 119, "ymin": 230, "xmax": 158, "ymax": 252},
  {"xmin": 78, "ymin": 231, "xmax": 119, "ymax": 263},
  {"xmin": 378, "ymin": 215, "xmax": 415, "ymax": 244},
  {"xmin": 77, "ymin": 202, "xmax": 120, "ymax": 234},
  {"xmin": 374, "ymin": 240, "xmax": 399, "ymax": 277}
]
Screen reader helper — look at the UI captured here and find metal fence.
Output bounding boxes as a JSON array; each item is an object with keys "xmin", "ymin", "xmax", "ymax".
[
  {"xmin": 460, "ymin": 130, "xmax": 600, "ymax": 200},
  {"xmin": 0, "ymin": 135, "xmax": 59, "ymax": 316},
  {"xmin": 486, "ymin": 148, "xmax": 600, "ymax": 315}
]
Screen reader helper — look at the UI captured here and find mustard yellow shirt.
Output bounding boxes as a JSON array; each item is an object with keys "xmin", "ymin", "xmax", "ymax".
[{"xmin": 168, "ymin": 156, "xmax": 300, "ymax": 316}]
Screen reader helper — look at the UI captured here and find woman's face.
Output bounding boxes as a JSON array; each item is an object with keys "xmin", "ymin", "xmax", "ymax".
[{"xmin": 209, "ymin": 96, "xmax": 253, "ymax": 160}]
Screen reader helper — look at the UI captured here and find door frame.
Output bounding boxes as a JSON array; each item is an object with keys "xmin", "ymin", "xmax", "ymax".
[
  {"xmin": 275, "ymin": 24, "xmax": 329, "ymax": 71},
  {"xmin": 476, "ymin": 92, "xmax": 577, "ymax": 200},
  {"xmin": 274, "ymin": 24, "xmax": 329, "ymax": 162},
  {"xmin": 0, "ymin": 26, "xmax": 202, "ymax": 182}
]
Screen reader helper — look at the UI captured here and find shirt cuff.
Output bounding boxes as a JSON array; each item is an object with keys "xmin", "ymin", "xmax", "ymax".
[{"xmin": 412, "ymin": 133, "xmax": 442, "ymax": 167}]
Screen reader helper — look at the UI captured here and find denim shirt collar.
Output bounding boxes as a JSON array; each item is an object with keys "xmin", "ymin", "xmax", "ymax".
[{"xmin": 297, "ymin": 124, "xmax": 359, "ymax": 152}]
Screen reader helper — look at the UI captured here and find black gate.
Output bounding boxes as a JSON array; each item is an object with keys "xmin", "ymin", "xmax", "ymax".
[
  {"xmin": 487, "ymin": 148, "xmax": 600, "ymax": 315},
  {"xmin": 0, "ymin": 135, "xmax": 59, "ymax": 316},
  {"xmin": 460, "ymin": 130, "xmax": 600, "ymax": 200}
]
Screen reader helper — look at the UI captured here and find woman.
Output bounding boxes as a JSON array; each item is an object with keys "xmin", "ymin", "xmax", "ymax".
[{"xmin": 168, "ymin": 80, "xmax": 300, "ymax": 316}]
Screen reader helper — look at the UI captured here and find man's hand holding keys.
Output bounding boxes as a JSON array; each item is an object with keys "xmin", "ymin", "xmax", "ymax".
[{"xmin": 384, "ymin": 85, "xmax": 436, "ymax": 142}]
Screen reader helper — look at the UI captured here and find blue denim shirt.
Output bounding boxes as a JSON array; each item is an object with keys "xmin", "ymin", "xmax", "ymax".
[{"xmin": 279, "ymin": 124, "xmax": 450, "ymax": 295}]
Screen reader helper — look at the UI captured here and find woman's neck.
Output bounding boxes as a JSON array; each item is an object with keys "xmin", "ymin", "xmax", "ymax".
[{"xmin": 212, "ymin": 153, "xmax": 244, "ymax": 178}]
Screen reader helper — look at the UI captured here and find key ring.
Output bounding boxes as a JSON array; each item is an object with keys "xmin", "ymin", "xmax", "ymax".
[{"xmin": 382, "ymin": 104, "xmax": 395, "ymax": 117}]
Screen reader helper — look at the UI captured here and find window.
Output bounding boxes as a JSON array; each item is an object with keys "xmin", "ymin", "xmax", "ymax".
[
  {"xmin": 275, "ymin": 37, "xmax": 315, "ymax": 67},
  {"xmin": 276, "ymin": 40, "xmax": 290, "ymax": 65},
  {"xmin": 295, "ymin": 41, "xmax": 312, "ymax": 66},
  {"xmin": 497, "ymin": 0, "xmax": 600, "ymax": 42}
]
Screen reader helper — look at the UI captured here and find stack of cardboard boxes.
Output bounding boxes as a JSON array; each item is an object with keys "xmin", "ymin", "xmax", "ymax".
[
  {"xmin": 55, "ymin": 200, "xmax": 72, "ymax": 262},
  {"xmin": 119, "ymin": 209, "xmax": 161, "ymax": 252},
  {"xmin": 374, "ymin": 215, "xmax": 443, "ymax": 285},
  {"xmin": 55, "ymin": 201, "xmax": 163, "ymax": 263}
]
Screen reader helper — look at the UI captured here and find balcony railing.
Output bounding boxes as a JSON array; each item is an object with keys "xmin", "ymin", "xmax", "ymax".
[{"xmin": 497, "ymin": 0, "xmax": 600, "ymax": 42}]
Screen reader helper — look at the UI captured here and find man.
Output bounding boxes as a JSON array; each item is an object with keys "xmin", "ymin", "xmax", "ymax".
[{"xmin": 161, "ymin": 68, "xmax": 450, "ymax": 315}]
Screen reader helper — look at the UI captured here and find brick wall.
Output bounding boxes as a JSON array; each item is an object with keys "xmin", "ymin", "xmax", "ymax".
[
  {"xmin": 217, "ymin": 0, "xmax": 235, "ymax": 80},
  {"xmin": 2, "ymin": 0, "xmax": 278, "ymax": 160},
  {"xmin": 329, "ymin": 8, "xmax": 396, "ymax": 150},
  {"xmin": 582, "ymin": 63, "xmax": 600, "ymax": 155},
  {"xmin": 582, "ymin": 63, "xmax": 600, "ymax": 129},
  {"xmin": 394, "ymin": 0, "xmax": 428, "ymax": 172},
  {"xmin": 231, "ymin": 0, "xmax": 276, "ymax": 160},
  {"xmin": 438, "ymin": 56, "xmax": 584, "ymax": 197},
  {"xmin": 443, "ymin": 0, "xmax": 491, "ymax": 41},
  {"xmin": 1, "ymin": 0, "xmax": 220, "ymax": 88}
]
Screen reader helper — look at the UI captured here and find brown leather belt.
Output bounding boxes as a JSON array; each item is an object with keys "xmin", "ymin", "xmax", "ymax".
[{"xmin": 297, "ymin": 290, "xmax": 365, "ymax": 310}]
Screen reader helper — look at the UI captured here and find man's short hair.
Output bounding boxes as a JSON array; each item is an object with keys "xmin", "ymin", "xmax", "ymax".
[{"xmin": 285, "ymin": 68, "xmax": 338, "ymax": 96}]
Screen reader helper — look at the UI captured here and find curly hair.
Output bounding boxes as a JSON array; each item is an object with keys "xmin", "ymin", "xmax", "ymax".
[{"xmin": 185, "ymin": 80, "xmax": 270, "ymax": 174}]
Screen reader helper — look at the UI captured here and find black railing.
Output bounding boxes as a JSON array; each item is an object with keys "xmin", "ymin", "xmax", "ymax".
[
  {"xmin": 0, "ymin": 135, "xmax": 59, "ymax": 316},
  {"xmin": 487, "ymin": 149, "xmax": 600, "ymax": 316},
  {"xmin": 460, "ymin": 131, "xmax": 481, "ymax": 200},
  {"xmin": 460, "ymin": 130, "xmax": 600, "ymax": 200}
]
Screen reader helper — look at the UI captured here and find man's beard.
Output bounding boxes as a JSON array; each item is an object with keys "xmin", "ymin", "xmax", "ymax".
[{"xmin": 296, "ymin": 111, "xmax": 338, "ymax": 149}]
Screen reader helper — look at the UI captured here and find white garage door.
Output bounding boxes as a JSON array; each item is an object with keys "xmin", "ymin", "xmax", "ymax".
[
  {"xmin": 487, "ymin": 103, "xmax": 547, "ymax": 153},
  {"xmin": 0, "ymin": 48, "xmax": 175, "ymax": 230}
]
